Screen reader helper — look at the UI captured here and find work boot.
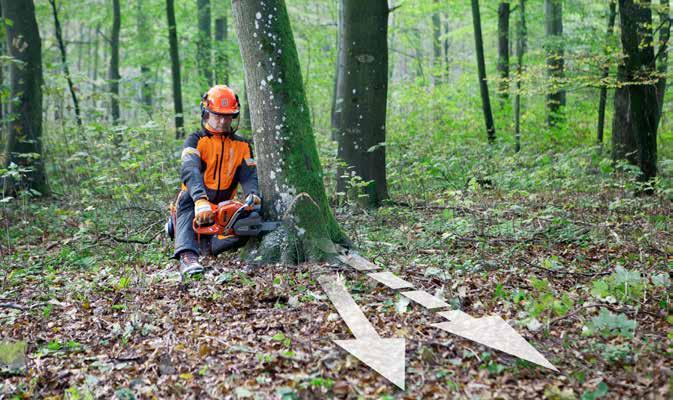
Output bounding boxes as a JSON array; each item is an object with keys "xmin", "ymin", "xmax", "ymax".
[{"xmin": 179, "ymin": 251, "xmax": 204, "ymax": 276}]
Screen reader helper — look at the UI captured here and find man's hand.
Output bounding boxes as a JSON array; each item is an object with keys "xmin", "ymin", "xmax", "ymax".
[
  {"xmin": 245, "ymin": 193, "xmax": 262, "ymax": 208},
  {"xmin": 194, "ymin": 198, "xmax": 214, "ymax": 226}
]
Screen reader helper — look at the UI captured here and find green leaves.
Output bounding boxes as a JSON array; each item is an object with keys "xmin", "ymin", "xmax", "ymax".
[{"xmin": 586, "ymin": 308, "xmax": 637, "ymax": 339}]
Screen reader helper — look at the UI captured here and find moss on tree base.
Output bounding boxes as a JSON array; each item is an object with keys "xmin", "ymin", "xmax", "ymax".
[{"xmin": 241, "ymin": 194, "xmax": 344, "ymax": 265}]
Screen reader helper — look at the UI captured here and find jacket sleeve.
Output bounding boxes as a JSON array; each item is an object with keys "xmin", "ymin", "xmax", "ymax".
[
  {"xmin": 236, "ymin": 142, "xmax": 259, "ymax": 197},
  {"xmin": 180, "ymin": 133, "xmax": 208, "ymax": 201}
]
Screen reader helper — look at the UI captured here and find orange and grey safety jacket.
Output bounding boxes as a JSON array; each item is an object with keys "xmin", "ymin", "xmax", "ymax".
[{"xmin": 180, "ymin": 129, "xmax": 259, "ymax": 202}]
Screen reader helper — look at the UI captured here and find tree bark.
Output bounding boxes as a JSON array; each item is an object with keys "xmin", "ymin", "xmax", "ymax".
[
  {"xmin": 497, "ymin": 1, "xmax": 510, "ymax": 105},
  {"xmin": 214, "ymin": 6, "xmax": 229, "ymax": 84},
  {"xmin": 232, "ymin": 0, "xmax": 348, "ymax": 264},
  {"xmin": 597, "ymin": 1, "xmax": 617, "ymax": 144},
  {"xmin": 515, "ymin": 0, "xmax": 527, "ymax": 153},
  {"xmin": 166, "ymin": 0, "xmax": 184, "ymax": 139},
  {"xmin": 471, "ymin": 0, "xmax": 496, "ymax": 143},
  {"xmin": 1, "ymin": 0, "xmax": 48, "ymax": 195},
  {"xmin": 137, "ymin": 0, "xmax": 152, "ymax": 109},
  {"xmin": 334, "ymin": 0, "xmax": 389, "ymax": 208},
  {"xmin": 197, "ymin": 0, "xmax": 212, "ymax": 86},
  {"xmin": 545, "ymin": 0, "xmax": 566, "ymax": 127},
  {"xmin": 613, "ymin": 0, "xmax": 659, "ymax": 184},
  {"xmin": 109, "ymin": 0, "xmax": 121, "ymax": 124},
  {"xmin": 49, "ymin": 0, "xmax": 83, "ymax": 127}
]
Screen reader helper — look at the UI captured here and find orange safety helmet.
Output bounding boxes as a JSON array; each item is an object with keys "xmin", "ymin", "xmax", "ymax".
[
  {"xmin": 201, "ymin": 85, "xmax": 240, "ymax": 116},
  {"xmin": 201, "ymin": 85, "xmax": 240, "ymax": 134}
]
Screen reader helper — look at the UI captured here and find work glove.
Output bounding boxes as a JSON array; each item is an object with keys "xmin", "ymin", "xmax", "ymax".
[
  {"xmin": 245, "ymin": 193, "xmax": 262, "ymax": 209},
  {"xmin": 194, "ymin": 197, "xmax": 214, "ymax": 226}
]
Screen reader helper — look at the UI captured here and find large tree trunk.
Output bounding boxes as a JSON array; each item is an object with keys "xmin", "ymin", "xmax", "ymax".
[
  {"xmin": 166, "ymin": 0, "xmax": 184, "ymax": 138},
  {"xmin": 613, "ymin": 0, "xmax": 659, "ymax": 184},
  {"xmin": 214, "ymin": 5, "xmax": 229, "ymax": 84},
  {"xmin": 1, "ymin": 0, "xmax": 48, "ymax": 195},
  {"xmin": 497, "ymin": 1, "xmax": 510, "ymax": 105},
  {"xmin": 597, "ymin": 1, "xmax": 617, "ymax": 144},
  {"xmin": 49, "ymin": 0, "xmax": 83, "ymax": 127},
  {"xmin": 197, "ymin": 0, "xmax": 212, "ymax": 86},
  {"xmin": 656, "ymin": 0, "xmax": 670, "ymax": 127},
  {"xmin": 109, "ymin": 0, "xmax": 121, "ymax": 124},
  {"xmin": 514, "ymin": 0, "xmax": 527, "ymax": 153},
  {"xmin": 334, "ymin": 0, "xmax": 389, "ymax": 208},
  {"xmin": 232, "ymin": 0, "xmax": 348, "ymax": 264},
  {"xmin": 471, "ymin": 0, "xmax": 496, "ymax": 143},
  {"xmin": 137, "ymin": 0, "xmax": 153, "ymax": 110}
]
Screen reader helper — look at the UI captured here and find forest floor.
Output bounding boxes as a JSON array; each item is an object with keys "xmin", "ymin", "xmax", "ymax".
[{"xmin": 1, "ymin": 181, "xmax": 672, "ymax": 399}]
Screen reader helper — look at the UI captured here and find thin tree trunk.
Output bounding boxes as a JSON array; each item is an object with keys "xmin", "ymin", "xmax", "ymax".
[
  {"xmin": 656, "ymin": 0, "xmax": 670, "ymax": 127},
  {"xmin": 613, "ymin": 0, "xmax": 658, "ymax": 185},
  {"xmin": 108, "ymin": 0, "xmax": 121, "ymax": 124},
  {"xmin": 214, "ymin": 6, "xmax": 229, "ymax": 84},
  {"xmin": 471, "ymin": 0, "xmax": 496, "ymax": 143},
  {"xmin": 232, "ymin": 0, "xmax": 348, "ymax": 264},
  {"xmin": 545, "ymin": 0, "xmax": 565, "ymax": 127},
  {"xmin": 597, "ymin": 1, "xmax": 617, "ymax": 144},
  {"xmin": 48, "ymin": 0, "xmax": 83, "ymax": 127},
  {"xmin": 515, "ymin": 0, "xmax": 527, "ymax": 153},
  {"xmin": 166, "ymin": 0, "xmax": 184, "ymax": 138},
  {"xmin": 92, "ymin": 23, "xmax": 100, "ymax": 83},
  {"xmin": 197, "ymin": 0, "xmax": 212, "ymax": 86},
  {"xmin": 334, "ymin": 0, "xmax": 389, "ymax": 208},
  {"xmin": 432, "ymin": 0, "xmax": 441, "ymax": 85},
  {"xmin": 1, "ymin": 0, "xmax": 48, "ymax": 195},
  {"xmin": 137, "ymin": 0, "xmax": 152, "ymax": 109},
  {"xmin": 443, "ymin": 12, "xmax": 450, "ymax": 82},
  {"xmin": 497, "ymin": 1, "xmax": 510, "ymax": 105},
  {"xmin": 330, "ymin": 0, "xmax": 342, "ymax": 141}
]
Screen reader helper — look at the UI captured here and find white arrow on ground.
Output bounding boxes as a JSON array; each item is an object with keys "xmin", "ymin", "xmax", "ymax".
[
  {"xmin": 318, "ymin": 274, "xmax": 406, "ymax": 390},
  {"xmin": 432, "ymin": 315, "xmax": 558, "ymax": 371}
]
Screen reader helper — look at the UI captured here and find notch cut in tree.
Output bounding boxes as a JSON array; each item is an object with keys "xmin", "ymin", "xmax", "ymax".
[{"xmin": 232, "ymin": 0, "xmax": 349, "ymax": 264}]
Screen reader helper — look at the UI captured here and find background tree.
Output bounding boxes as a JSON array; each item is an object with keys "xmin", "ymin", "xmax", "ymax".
[
  {"xmin": 136, "ymin": 0, "xmax": 152, "ymax": 110},
  {"xmin": 197, "ymin": 0, "xmax": 212, "ymax": 87},
  {"xmin": 545, "ymin": 0, "xmax": 565, "ymax": 127},
  {"xmin": 497, "ymin": 1, "xmax": 510, "ymax": 106},
  {"xmin": 48, "ymin": 0, "xmax": 82, "ymax": 127},
  {"xmin": 471, "ymin": 0, "xmax": 496, "ymax": 143},
  {"xmin": 597, "ymin": 1, "xmax": 617, "ymax": 144},
  {"xmin": 334, "ymin": 0, "xmax": 390, "ymax": 208},
  {"xmin": 214, "ymin": 4, "xmax": 229, "ymax": 85},
  {"xmin": 613, "ymin": 0, "xmax": 659, "ymax": 184},
  {"xmin": 514, "ymin": 0, "xmax": 527, "ymax": 153},
  {"xmin": 232, "ymin": 0, "xmax": 348, "ymax": 263},
  {"xmin": 432, "ymin": 0, "xmax": 442, "ymax": 85},
  {"xmin": 108, "ymin": 0, "xmax": 121, "ymax": 124},
  {"xmin": 656, "ymin": 0, "xmax": 670, "ymax": 126},
  {"xmin": 1, "ymin": 0, "xmax": 47, "ymax": 195},
  {"xmin": 166, "ymin": 0, "xmax": 184, "ymax": 138}
]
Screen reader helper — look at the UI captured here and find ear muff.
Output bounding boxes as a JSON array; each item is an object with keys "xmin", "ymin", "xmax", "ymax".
[{"xmin": 201, "ymin": 92, "xmax": 210, "ymax": 120}]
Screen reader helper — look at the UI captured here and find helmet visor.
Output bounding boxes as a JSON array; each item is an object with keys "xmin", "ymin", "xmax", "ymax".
[{"xmin": 206, "ymin": 112, "xmax": 236, "ymax": 133}]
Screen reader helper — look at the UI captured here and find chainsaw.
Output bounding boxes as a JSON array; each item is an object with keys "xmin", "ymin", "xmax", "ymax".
[{"xmin": 165, "ymin": 195, "xmax": 281, "ymax": 256}]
